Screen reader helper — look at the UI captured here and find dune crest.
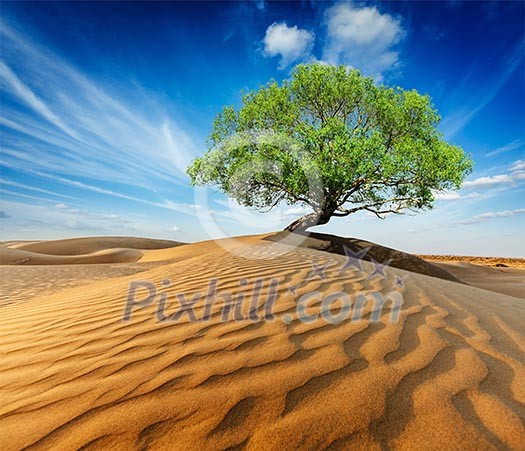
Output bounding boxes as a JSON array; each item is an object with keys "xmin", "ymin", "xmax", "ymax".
[
  {"xmin": 0, "ymin": 235, "xmax": 524, "ymax": 450},
  {"xmin": 265, "ymin": 231, "xmax": 461, "ymax": 282}
]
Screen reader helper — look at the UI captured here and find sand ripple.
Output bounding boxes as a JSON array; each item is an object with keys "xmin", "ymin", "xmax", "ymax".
[{"xmin": 0, "ymin": 237, "xmax": 523, "ymax": 450}]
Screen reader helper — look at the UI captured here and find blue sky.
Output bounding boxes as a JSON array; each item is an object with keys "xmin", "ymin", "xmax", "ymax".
[{"xmin": 1, "ymin": 1, "xmax": 524, "ymax": 256}]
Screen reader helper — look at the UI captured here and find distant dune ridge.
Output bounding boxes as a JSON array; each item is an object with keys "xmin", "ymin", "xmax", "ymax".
[
  {"xmin": 5, "ymin": 236, "xmax": 182, "ymax": 254},
  {"xmin": 0, "ymin": 237, "xmax": 182, "ymax": 265},
  {"xmin": 0, "ymin": 233, "xmax": 524, "ymax": 449}
]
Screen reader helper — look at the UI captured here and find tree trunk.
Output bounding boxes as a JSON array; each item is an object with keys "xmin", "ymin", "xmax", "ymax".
[{"xmin": 284, "ymin": 211, "xmax": 331, "ymax": 233}]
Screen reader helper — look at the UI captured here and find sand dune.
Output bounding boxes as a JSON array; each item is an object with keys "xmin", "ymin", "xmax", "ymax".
[
  {"xmin": 7, "ymin": 236, "xmax": 182, "ymax": 255},
  {"xmin": 0, "ymin": 236, "xmax": 182, "ymax": 266},
  {"xmin": 0, "ymin": 234, "xmax": 524, "ymax": 450},
  {"xmin": 0, "ymin": 246, "xmax": 145, "ymax": 265}
]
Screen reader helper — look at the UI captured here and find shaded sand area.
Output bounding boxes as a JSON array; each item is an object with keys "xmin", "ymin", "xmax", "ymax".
[{"xmin": 0, "ymin": 234, "xmax": 524, "ymax": 449}]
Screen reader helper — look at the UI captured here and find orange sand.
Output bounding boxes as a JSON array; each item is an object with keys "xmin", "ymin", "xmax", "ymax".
[{"xmin": 0, "ymin": 234, "xmax": 523, "ymax": 450}]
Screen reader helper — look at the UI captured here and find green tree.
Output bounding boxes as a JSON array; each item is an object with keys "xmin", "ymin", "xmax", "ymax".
[{"xmin": 187, "ymin": 63, "xmax": 473, "ymax": 232}]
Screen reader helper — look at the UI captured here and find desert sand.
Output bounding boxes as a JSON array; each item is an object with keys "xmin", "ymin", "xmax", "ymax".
[{"xmin": 0, "ymin": 233, "xmax": 524, "ymax": 450}]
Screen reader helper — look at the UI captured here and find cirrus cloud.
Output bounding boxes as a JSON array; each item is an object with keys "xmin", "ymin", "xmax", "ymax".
[{"xmin": 457, "ymin": 208, "xmax": 525, "ymax": 225}]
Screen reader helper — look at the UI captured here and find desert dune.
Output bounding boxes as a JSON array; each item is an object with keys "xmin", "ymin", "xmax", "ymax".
[
  {"xmin": 0, "ymin": 237, "xmax": 182, "ymax": 306},
  {"xmin": 5, "ymin": 236, "xmax": 182, "ymax": 255},
  {"xmin": 0, "ymin": 237, "xmax": 182, "ymax": 265},
  {"xmin": 0, "ymin": 233, "xmax": 524, "ymax": 450}
]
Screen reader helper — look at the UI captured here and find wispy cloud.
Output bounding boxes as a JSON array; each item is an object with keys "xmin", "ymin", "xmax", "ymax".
[
  {"xmin": 510, "ymin": 160, "xmax": 525, "ymax": 172},
  {"xmin": 485, "ymin": 139, "xmax": 523, "ymax": 158},
  {"xmin": 52, "ymin": 203, "xmax": 131, "ymax": 226},
  {"xmin": 0, "ymin": 61, "xmax": 77, "ymax": 138},
  {"xmin": 1, "ymin": 158, "xmax": 204, "ymax": 218},
  {"xmin": 433, "ymin": 191, "xmax": 481, "ymax": 201},
  {"xmin": 441, "ymin": 41, "xmax": 524, "ymax": 138},
  {"xmin": 0, "ymin": 198, "xmax": 135, "ymax": 235},
  {"xmin": 0, "ymin": 20, "xmax": 200, "ymax": 193},
  {"xmin": 32, "ymin": 170, "xmax": 203, "ymax": 215},
  {"xmin": 457, "ymin": 208, "xmax": 525, "ymax": 225},
  {"xmin": 1, "ymin": 188, "xmax": 62, "ymax": 204},
  {"xmin": 1, "ymin": 179, "xmax": 78, "ymax": 200}
]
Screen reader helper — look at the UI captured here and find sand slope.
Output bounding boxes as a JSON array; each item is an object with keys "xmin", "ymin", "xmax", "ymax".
[{"xmin": 0, "ymin": 236, "xmax": 524, "ymax": 450}]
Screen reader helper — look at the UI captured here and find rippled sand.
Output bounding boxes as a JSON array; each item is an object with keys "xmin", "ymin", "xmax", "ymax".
[{"xmin": 0, "ymin": 235, "xmax": 524, "ymax": 450}]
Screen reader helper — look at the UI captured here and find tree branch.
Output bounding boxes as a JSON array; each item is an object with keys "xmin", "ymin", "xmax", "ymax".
[
  {"xmin": 262, "ymin": 179, "xmax": 317, "ymax": 208},
  {"xmin": 336, "ymin": 179, "xmax": 366, "ymax": 208},
  {"xmin": 333, "ymin": 196, "xmax": 413, "ymax": 217}
]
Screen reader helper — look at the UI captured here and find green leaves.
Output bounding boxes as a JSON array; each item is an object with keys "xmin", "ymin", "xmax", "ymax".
[{"xmin": 187, "ymin": 63, "xmax": 473, "ymax": 230}]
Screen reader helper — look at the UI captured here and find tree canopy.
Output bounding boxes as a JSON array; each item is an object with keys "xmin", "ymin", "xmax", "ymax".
[{"xmin": 187, "ymin": 63, "xmax": 473, "ymax": 232}]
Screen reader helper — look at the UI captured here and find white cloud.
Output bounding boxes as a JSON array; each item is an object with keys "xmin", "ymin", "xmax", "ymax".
[
  {"xmin": 462, "ymin": 174, "xmax": 514, "ymax": 189},
  {"xmin": 458, "ymin": 208, "xmax": 525, "ymax": 225},
  {"xmin": 171, "ymin": 225, "xmax": 180, "ymax": 232},
  {"xmin": 462, "ymin": 160, "xmax": 525, "ymax": 190},
  {"xmin": 322, "ymin": 3, "xmax": 404, "ymax": 79},
  {"xmin": 433, "ymin": 191, "xmax": 481, "ymax": 201},
  {"xmin": 263, "ymin": 22, "xmax": 315, "ymax": 69}
]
